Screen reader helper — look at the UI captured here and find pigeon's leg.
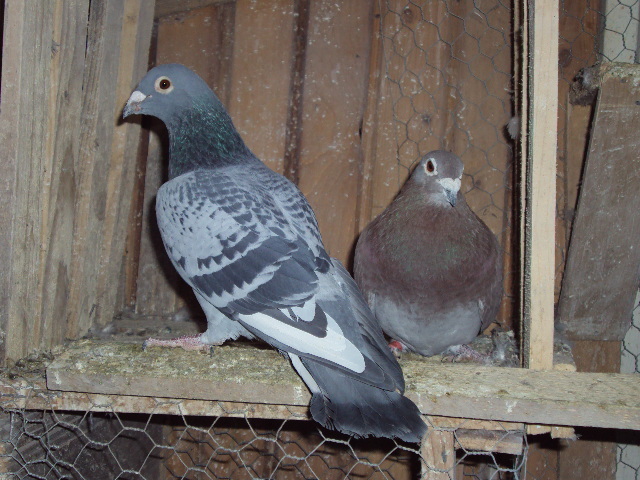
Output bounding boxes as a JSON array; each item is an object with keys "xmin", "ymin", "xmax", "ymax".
[
  {"xmin": 143, "ymin": 293, "xmax": 251, "ymax": 353},
  {"xmin": 143, "ymin": 334, "xmax": 211, "ymax": 352},
  {"xmin": 441, "ymin": 344, "xmax": 489, "ymax": 364}
]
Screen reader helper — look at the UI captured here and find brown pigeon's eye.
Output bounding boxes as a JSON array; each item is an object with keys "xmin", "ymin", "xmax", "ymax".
[
  {"xmin": 424, "ymin": 159, "xmax": 437, "ymax": 175},
  {"xmin": 155, "ymin": 76, "xmax": 174, "ymax": 94}
]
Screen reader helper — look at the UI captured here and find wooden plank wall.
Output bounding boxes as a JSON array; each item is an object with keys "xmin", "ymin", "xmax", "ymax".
[
  {"xmin": 0, "ymin": 1, "xmax": 154, "ymax": 363},
  {"xmin": 133, "ymin": 0, "xmax": 515, "ymax": 329}
]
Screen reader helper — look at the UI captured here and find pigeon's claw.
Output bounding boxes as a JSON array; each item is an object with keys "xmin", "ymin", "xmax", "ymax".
[
  {"xmin": 388, "ymin": 340, "xmax": 408, "ymax": 357},
  {"xmin": 142, "ymin": 334, "xmax": 212, "ymax": 353}
]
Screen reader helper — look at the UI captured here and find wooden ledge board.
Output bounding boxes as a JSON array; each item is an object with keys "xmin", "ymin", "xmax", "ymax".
[{"xmin": 44, "ymin": 340, "xmax": 640, "ymax": 430}]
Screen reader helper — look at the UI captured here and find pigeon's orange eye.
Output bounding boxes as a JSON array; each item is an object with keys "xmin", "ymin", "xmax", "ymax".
[
  {"xmin": 155, "ymin": 76, "xmax": 174, "ymax": 94},
  {"xmin": 426, "ymin": 161, "xmax": 435, "ymax": 173}
]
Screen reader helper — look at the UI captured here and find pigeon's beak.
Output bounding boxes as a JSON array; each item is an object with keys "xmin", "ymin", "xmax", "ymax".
[
  {"xmin": 445, "ymin": 188, "xmax": 457, "ymax": 207},
  {"xmin": 123, "ymin": 90, "xmax": 148, "ymax": 118},
  {"xmin": 437, "ymin": 177, "xmax": 461, "ymax": 207}
]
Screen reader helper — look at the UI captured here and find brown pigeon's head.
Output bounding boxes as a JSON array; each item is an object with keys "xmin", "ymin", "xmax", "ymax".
[{"xmin": 410, "ymin": 150, "xmax": 464, "ymax": 207}]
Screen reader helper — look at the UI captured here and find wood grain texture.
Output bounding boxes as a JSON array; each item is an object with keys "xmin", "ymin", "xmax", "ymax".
[
  {"xmin": 96, "ymin": 0, "xmax": 156, "ymax": 333},
  {"xmin": 228, "ymin": 0, "xmax": 296, "ymax": 175},
  {"xmin": 420, "ymin": 430, "xmax": 454, "ymax": 479},
  {"xmin": 555, "ymin": 2, "xmax": 599, "ymax": 300},
  {"xmin": 0, "ymin": 0, "xmax": 153, "ymax": 363},
  {"xmin": 524, "ymin": 0, "xmax": 558, "ymax": 370},
  {"xmin": 297, "ymin": 0, "xmax": 373, "ymax": 265},
  {"xmin": 155, "ymin": 4, "xmax": 236, "ymax": 105},
  {"xmin": 154, "ymin": 0, "xmax": 231, "ymax": 18},
  {"xmin": 356, "ymin": 0, "xmax": 382, "ymax": 230},
  {"xmin": 1, "ymin": 0, "xmax": 54, "ymax": 360},
  {"xmin": 0, "ymin": 0, "xmax": 90, "ymax": 362},
  {"xmin": 62, "ymin": 1, "xmax": 154, "ymax": 343},
  {"xmin": 557, "ymin": 63, "xmax": 640, "ymax": 341},
  {"xmin": 45, "ymin": 341, "xmax": 640, "ymax": 430}
]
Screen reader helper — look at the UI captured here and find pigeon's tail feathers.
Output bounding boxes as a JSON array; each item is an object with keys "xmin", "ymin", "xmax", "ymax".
[{"xmin": 291, "ymin": 354, "xmax": 427, "ymax": 443}]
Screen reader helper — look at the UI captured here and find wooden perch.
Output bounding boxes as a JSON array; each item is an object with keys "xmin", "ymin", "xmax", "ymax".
[{"xmin": 42, "ymin": 340, "xmax": 640, "ymax": 431}]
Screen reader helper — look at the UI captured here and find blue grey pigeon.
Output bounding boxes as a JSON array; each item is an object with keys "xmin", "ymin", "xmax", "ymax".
[
  {"xmin": 354, "ymin": 151, "xmax": 503, "ymax": 358},
  {"xmin": 123, "ymin": 64, "xmax": 426, "ymax": 442}
]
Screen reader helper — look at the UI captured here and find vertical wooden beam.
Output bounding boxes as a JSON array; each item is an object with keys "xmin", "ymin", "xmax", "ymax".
[
  {"xmin": 356, "ymin": 0, "xmax": 383, "ymax": 233},
  {"xmin": 0, "ymin": 0, "xmax": 90, "ymax": 362},
  {"xmin": 421, "ymin": 429, "xmax": 455, "ymax": 479},
  {"xmin": 523, "ymin": 0, "xmax": 558, "ymax": 370},
  {"xmin": 66, "ymin": 0, "xmax": 154, "ymax": 339},
  {"xmin": 95, "ymin": 0, "xmax": 155, "ymax": 327}
]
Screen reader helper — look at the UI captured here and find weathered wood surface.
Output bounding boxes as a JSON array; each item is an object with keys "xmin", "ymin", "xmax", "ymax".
[
  {"xmin": 44, "ymin": 340, "xmax": 640, "ymax": 430},
  {"xmin": 557, "ymin": 63, "xmax": 640, "ymax": 341},
  {"xmin": 296, "ymin": 0, "xmax": 373, "ymax": 265},
  {"xmin": 421, "ymin": 430, "xmax": 455, "ymax": 479},
  {"xmin": 555, "ymin": 2, "xmax": 599, "ymax": 299},
  {"xmin": 0, "ymin": 0, "xmax": 89, "ymax": 363},
  {"xmin": 523, "ymin": 0, "xmax": 558, "ymax": 370},
  {"xmin": 155, "ymin": 0, "xmax": 230, "ymax": 19},
  {"xmin": 227, "ymin": 0, "xmax": 296, "ymax": 175},
  {"xmin": 0, "ymin": 1, "xmax": 154, "ymax": 364}
]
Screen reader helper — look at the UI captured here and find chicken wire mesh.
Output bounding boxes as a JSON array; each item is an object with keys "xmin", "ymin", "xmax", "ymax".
[{"xmin": 1, "ymin": 0, "xmax": 638, "ymax": 479}]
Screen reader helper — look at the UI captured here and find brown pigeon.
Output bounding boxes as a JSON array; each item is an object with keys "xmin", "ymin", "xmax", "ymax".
[{"xmin": 354, "ymin": 150, "xmax": 503, "ymax": 357}]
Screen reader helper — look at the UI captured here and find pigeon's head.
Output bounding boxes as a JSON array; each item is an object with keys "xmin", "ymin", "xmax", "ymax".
[
  {"xmin": 411, "ymin": 150, "xmax": 464, "ymax": 207},
  {"xmin": 123, "ymin": 64, "xmax": 215, "ymax": 125}
]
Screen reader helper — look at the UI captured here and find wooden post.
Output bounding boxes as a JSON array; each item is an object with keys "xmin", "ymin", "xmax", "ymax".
[
  {"xmin": 522, "ymin": 0, "xmax": 558, "ymax": 370},
  {"xmin": 421, "ymin": 429, "xmax": 455, "ymax": 480}
]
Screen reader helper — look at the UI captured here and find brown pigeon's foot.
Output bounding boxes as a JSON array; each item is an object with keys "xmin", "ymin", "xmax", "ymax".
[
  {"xmin": 143, "ymin": 334, "xmax": 213, "ymax": 353},
  {"xmin": 388, "ymin": 340, "xmax": 409, "ymax": 356},
  {"xmin": 441, "ymin": 344, "xmax": 490, "ymax": 364}
]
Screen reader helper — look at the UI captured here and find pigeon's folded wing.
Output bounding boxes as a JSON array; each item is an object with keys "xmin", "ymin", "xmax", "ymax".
[{"xmin": 156, "ymin": 169, "xmax": 320, "ymax": 315}]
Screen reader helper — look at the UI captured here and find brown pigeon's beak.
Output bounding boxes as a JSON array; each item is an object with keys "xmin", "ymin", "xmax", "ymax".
[
  {"xmin": 445, "ymin": 188, "xmax": 457, "ymax": 207},
  {"xmin": 123, "ymin": 90, "xmax": 148, "ymax": 118}
]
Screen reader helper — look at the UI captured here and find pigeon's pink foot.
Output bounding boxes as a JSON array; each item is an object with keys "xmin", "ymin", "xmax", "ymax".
[
  {"xmin": 442, "ymin": 344, "xmax": 489, "ymax": 364},
  {"xmin": 143, "ymin": 334, "xmax": 211, "ymax": 352},
  {"xmin": 388, "ymin": 340, "xmax": 409, "ymax": 356}
]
